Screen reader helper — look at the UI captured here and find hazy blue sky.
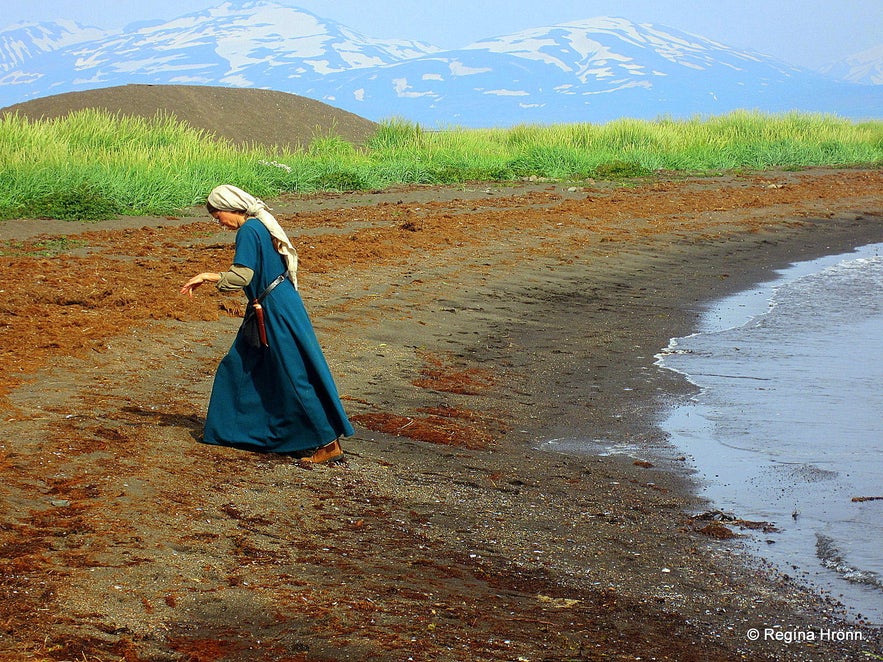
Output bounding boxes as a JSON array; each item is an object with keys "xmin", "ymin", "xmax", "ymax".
[{"xmin": 4, "ymin": 0, "xmax": 882, "ymax": 70}]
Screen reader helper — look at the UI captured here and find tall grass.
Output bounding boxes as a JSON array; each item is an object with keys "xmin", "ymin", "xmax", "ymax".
[{"xmin": 0, "ymin": 108, "xmax": 880, "ymax": 220}]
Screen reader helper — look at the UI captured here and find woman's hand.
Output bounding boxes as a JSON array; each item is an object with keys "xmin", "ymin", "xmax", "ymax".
[{"xmin": 180, "ymin": 272, "xmax": 221, "ymax": 297}]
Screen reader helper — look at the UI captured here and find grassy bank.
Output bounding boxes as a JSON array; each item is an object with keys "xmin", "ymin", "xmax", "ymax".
[{"xmin": 1, "ymin": 109, "xmax": 881, "ymax": 220}]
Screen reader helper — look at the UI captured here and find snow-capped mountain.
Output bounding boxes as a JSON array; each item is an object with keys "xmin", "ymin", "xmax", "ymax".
[
  {"xmin": 820, "ymin": 45, "xmax": 883, "ymax": 86},
  {"xmin": 1, "ymin": 2, "xmax": 880, "ymax": 127},
  {"xmin": 0, "ymin": 20, "xmax": 108, "ymax": 75},
  {"xmin": 0, "ymin": 2, "xmax": 438, "ymax": 103},
  {"xmin": 306, "ymin": 17, "xmax": 880, "ymax": 126}
]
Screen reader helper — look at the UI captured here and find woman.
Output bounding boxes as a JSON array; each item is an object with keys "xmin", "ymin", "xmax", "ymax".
[{"xmin": 180, "ymin": 184, "xmax": 353, "ymax": 463}]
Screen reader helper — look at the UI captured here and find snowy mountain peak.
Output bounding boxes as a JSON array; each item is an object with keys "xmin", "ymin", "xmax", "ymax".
[
  {"xmin": 464, "ymin": 16, "xmax": 793, "ymax": 84},
  {"xmin": 820, "ymin": 45, "xmax": 883, "ymax": 85},
  {"xmin": 0, "ymin": 20, "xmax": 108, "ymax": 72},
  {"xmin": 131, "ymin": 1, "xmax": 440, "ymax": 70}
]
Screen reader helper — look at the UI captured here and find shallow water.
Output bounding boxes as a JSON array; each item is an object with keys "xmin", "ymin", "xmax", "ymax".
[{"xmin": 657, "ymin": 242, "xmax": 883, "ymax": 624}]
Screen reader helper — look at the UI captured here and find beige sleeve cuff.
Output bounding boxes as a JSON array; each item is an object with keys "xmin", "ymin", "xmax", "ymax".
[{"xmin": 216, "ymin": 264, "xmax": 254, "ymax": 292}]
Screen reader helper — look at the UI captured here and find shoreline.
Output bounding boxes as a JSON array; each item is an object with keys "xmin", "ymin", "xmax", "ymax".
[
  {"xmin": 655, "ymin": 240, "xmax": 883, "ymax": 625},
  {"xmin": 1, "ymin": 168, "xmax": 882, "ymax": 660}
]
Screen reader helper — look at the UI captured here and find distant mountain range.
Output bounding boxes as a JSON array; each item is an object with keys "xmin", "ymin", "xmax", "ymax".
[
  {"xmin": 819, "ymin": 45, "xmax": 883, "ymax": 86},
  {"xmin": 1, "ymin": 1, "xmax": 880, "ymax": 127}
]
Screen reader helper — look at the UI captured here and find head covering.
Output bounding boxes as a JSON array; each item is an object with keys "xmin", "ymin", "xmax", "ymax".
[{"xmin": 207, "ymin": 184, "xmax": 298, "ymax": 289}]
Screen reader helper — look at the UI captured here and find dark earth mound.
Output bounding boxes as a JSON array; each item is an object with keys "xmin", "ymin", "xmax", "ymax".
[{"xmin": 1, "ymin": 84, "xmax": 378, "ymax": 148}]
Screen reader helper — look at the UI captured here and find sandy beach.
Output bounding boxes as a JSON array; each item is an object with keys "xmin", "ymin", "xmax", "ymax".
[{"xmin": 1, "ymin": 167, "xmax": 881, "ymax": 661}]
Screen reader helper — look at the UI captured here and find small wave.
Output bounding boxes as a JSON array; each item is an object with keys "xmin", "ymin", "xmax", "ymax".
[{"xmin": 815, "ymin": 533, "xmax": 883, "ymax": 590}]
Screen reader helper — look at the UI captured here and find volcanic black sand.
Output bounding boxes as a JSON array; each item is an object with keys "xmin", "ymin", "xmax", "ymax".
[{"xmin": 0, "ymin": 86, "xmax": 881, "ymax": 661}]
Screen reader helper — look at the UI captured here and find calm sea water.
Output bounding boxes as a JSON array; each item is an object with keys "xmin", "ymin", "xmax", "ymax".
[{"xmin": 657, "ymin": 242, "xmax": 883, "ymax": 624}]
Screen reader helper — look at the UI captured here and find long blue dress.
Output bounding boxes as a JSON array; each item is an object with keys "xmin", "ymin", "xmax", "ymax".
[{"xmin": 203, "ymin": 218, "xmax": 354, "ymax": 453}]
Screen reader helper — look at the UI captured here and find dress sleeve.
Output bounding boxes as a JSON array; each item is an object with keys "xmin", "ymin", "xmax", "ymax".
[
  {"xmin": 231, "ymin": 222, "xmax": 261, "ymax": 272},
  {"xmin": 216, "ymin": 264, "xmax": 254, "ymax": 292}
]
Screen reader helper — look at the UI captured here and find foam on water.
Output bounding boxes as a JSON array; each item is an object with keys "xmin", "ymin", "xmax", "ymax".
[{"xmin": 657, "ymin": 242, "xmax": 883, "ymax": 623}]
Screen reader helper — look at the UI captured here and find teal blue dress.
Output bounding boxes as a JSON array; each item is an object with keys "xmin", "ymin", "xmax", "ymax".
[{"xmin": 203, "ymin": 218, "xmax": 354, "ymax": 453}]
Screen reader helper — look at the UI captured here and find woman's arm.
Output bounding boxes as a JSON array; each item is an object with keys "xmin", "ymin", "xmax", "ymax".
[{"xmin": 180, "ymin": 265, "xmax": 254, "ymax": 297}]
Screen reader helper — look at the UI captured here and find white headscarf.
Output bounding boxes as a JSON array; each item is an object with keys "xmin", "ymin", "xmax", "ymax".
[{"xmin": 207, "ymin": 184, "xmax": 298, "ymax": 290}]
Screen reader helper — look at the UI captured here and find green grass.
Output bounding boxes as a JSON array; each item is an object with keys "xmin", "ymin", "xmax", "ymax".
[{"xmin": 1, "ymin": 108, "xmax": 880, "ymax": 220}]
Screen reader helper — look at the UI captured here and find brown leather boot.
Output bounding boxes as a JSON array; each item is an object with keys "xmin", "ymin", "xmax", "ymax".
[{"xmin": 298, "ymin": 439, "xmax": 344, "ymax": 465}]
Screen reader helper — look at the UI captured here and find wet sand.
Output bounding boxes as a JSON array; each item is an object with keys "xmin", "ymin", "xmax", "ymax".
[{"xmin": 0, "ymin": 168, "xmax": 882, "ymax": 660}]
